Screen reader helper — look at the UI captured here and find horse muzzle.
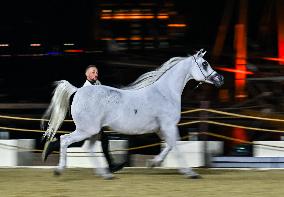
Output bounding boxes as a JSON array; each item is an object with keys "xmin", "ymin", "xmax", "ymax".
[{"xmin": 210, "ymin": 73, "xmax": 224, "ymax": 87}]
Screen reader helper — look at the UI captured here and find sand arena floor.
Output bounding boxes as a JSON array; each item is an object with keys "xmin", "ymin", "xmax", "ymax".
[{"xmin": 0, "ymin": 168, "xmax": 283, "ymax": 197}]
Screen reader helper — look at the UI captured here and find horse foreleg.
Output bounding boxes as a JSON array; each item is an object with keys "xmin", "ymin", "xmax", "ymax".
[
  {"xmin": 165, "ymin": 127, "xmax": 200, "ymax": 178},
  {"xmin": 152, "ymin": 125, "xmax": 200, "ymax": 178},
  {"xmin": 55, "ymin": 130, "xmax": 90, "ymax": 175},
  {"xmin": 173, "ymin": 144, "xmax": 200, "ymax": 179},
  {"xmin": 88, "ymin": 135, "xmax": 113, "ymax": 180},
  {"xmin": 147, "ymin": 125, "xmax": 176, "ymax": 167}
]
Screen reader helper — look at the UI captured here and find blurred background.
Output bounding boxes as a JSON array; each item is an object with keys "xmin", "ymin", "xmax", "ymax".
[{"xmin": 0, "ymin": 0, "xmax": 284, "ymax": 162}]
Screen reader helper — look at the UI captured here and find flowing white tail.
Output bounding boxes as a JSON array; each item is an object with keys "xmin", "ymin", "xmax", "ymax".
[{"xmin": 41, "ymin": 80, "xmax": 77, "ymax": 141}]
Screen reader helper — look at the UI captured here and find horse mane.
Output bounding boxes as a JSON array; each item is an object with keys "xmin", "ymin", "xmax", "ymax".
[{"xmin": 122, "ymin": 56, "xmax": 187, "ymax": 90}]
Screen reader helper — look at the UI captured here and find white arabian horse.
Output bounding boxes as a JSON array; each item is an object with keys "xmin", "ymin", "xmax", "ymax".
[{"xmin": 42, "ymin": 49, "xmax": 224, "ymax": 179}]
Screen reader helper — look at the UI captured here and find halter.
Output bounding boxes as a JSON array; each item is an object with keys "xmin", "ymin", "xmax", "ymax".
[{"xmin": 192, "ymin": 55, "xmax": 215, "ymax": 89}]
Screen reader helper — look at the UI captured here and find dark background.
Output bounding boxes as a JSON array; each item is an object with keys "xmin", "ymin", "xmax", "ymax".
[{"xmin": 0, "ymin": 0, "xmax": 283, "ymax": 156}]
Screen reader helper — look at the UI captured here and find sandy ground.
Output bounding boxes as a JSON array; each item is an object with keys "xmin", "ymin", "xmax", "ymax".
[{"xmin": 0, "ymin": 168, "xmax": 283, "ymax": 197}]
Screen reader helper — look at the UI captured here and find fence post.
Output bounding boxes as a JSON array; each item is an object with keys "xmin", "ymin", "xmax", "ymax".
[{"xmin": 199, "ymin": 101, "xmax": 210, "ymax": 167}]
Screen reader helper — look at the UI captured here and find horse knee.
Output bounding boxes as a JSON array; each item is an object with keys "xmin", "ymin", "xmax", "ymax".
[
  {"xmin": 165, "ymin": 142, "xmax": 175, "ymax": 151},
  {"xmin": 60, "ymin": 134, "xmax": 68, "ymax": 142},
  {"xmin": 59, "ymin": 135, "xmax": 70, "ymax": 149}
]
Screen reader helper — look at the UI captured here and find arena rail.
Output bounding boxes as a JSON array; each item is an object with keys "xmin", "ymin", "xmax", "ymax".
[
  {"xmin": 1, "ymin": 131, "xmax": 284, "ymax": 156},
  {"xmin": 1, "ymin": 108, "xmax": 284, "ymax": 154},
  {"xmin": 1, "ymin": 108, "xmax": 284, "ymax": 122}
]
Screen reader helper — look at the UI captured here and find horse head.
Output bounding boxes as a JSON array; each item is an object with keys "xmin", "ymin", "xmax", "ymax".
[{"xmin": 189, "ymin": 49, "xmax": 224, "ymax": 87}]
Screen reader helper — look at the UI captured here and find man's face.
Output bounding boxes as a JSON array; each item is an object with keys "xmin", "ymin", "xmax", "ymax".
[{"xmin": 86, "ymin": 67, "xmax": 98, "ymax": 81}]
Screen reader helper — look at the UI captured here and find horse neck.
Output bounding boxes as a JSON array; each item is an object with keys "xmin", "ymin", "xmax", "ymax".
[{"xmin": 155, "ymin": 60, "xmax": 191, "ymax": 102}]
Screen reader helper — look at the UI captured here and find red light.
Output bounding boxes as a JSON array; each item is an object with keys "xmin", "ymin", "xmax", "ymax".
[
  {"xmin": 262, "ymin": 57, "xmax": 284, "ymax": 62},
  {"xmin": 215, "ymin": 66, "xmax": 253, "ymax": 74},
  {"xmin": 64, "ymin": 49, "xmax": 84, "ymax": 53}
]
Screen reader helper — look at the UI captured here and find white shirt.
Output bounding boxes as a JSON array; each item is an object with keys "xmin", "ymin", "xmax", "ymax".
[{"xmin": 83, "ymin": 80, "xmax": 101, "ymax": 87}]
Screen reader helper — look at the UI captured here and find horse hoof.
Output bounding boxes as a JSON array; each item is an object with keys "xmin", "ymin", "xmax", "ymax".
[
  {"xmin": 146, "ymin": 160, "xmax": 156, "ymax": 168},
  {"xmin": 189, "ymin": 174, "xmax": 202, "ymax": 179},
  {"xmin": 102, "ymin": 173, "xmax": 114, "ymax": 180},
  {"xmin": 53, "ymin": 169, "xmax": 62, "ymax": 176},
  {"xmin": 146, "ymin": 159, "xmax": 161, "ymax": 168},
  {"xmin": 100, "ymin": 173, "xmax": 114, "ymax": 180}
]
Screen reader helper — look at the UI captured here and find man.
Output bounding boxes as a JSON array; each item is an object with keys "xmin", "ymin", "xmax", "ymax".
[
  {"xmin": 42, "ymin": 65, "xmax": 125, "ymax": 173},
  {"xmin": 83, "ymin": 65, "xmax": 101, "ymax": 86},
  {"xmin": 83, "ymin": 65, "xmax": 125, "ymax": 172}
]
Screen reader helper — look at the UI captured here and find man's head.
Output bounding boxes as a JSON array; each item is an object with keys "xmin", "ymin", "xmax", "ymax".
[{"xmin": 85, "ymin": 65, "xmax": 99, "ymax": 82}]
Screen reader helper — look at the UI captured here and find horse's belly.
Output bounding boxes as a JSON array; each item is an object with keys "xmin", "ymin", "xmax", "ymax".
[{"xmin": 106, "ymin": 118, "xmax": 159, "ymax": 135}]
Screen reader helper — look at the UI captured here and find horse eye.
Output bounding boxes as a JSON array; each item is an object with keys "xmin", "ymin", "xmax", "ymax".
[{"xmin": 202, "ymin": 62, "xmax": 208, "ymax": 70}]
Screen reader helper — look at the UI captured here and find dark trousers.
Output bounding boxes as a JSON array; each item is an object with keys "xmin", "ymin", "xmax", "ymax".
[{"xmin": 101, "ymin": 131, "xmax": 114, "ymax": 167}]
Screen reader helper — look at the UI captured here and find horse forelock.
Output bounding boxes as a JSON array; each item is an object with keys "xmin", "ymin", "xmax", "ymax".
[{"xmin": 123, "ymin": 57, "xmax": 187, "ymax": 90}]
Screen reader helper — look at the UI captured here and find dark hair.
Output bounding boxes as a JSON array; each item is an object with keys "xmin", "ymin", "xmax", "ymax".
[{"xmin": 85, "ymin": 65, "xmax": 98, "ymax": 72}]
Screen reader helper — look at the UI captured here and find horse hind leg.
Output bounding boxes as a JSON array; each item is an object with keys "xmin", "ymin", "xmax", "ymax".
[
  {"xmin": 88, "ymin": 135, "xmax": 113, "ymax": 180},
  {"xmin": 147, "ymin": 142, "xmax": 171, "ymax": 168},
  {"xmin": 54, "ymin": 129, "xmax": 93, "ymax": 175}
]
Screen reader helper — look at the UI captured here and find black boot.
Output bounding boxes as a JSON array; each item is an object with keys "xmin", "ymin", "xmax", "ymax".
[
  {"xmin": 109, "ymin": 162, "xmax": 126, "ymax": 173},
  {"xmin": 101, "ymin": 131, "xmax": 126, "ymax": 173},
  {"xmin": 42, "ymin": 138, "xmax": 60, "ymax": 162}
]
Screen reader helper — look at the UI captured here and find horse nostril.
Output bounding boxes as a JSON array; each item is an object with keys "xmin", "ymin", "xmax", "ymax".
[{"xmin": 217, "ymin": 74, "xmax": 224, "ymax": 81}]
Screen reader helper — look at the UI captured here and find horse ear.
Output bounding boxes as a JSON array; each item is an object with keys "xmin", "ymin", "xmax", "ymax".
[
  {"xmin": 201, "ymin": 50, "xmax": 207, "ymax": 57},
  {"xmin": 197, "ymin": 49, "xmax": 206, "ymax": 57},
  {"xmin": 196, "ymin": 49, "xmax": 202, "ymax": 56}
]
